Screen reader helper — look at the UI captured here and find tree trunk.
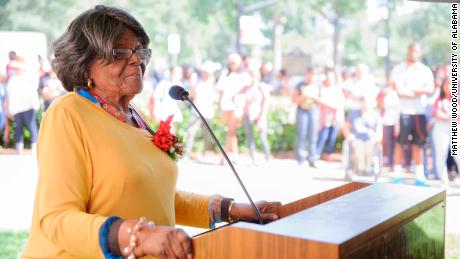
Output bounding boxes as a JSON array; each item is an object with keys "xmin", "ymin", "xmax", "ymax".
[
  {"xmin": 332, "ymin": 18, "xmax": 341, "ymax": 72},
  {"xmin": 273, "ymin": 20, "xmax": 283, "ymax": 73},
  {"xmin": 236, "ymin": 1, "xmax": 243, "ymax": 54}
]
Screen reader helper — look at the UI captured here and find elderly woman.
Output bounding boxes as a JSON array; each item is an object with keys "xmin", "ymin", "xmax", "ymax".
[{"xmin": 23, "ymin": 5, "xmax": 280, "ymax": 259}]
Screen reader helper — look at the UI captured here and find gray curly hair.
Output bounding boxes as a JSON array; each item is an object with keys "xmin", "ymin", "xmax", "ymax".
[{"xmin": 52, "ymin": 5, "xmax": 150, "ymax": 91}]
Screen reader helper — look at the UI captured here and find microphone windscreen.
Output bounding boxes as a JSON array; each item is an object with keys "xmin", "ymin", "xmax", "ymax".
[{"xmin": 169, "ymin": 85, "xmax": 187, "ymax": 101}]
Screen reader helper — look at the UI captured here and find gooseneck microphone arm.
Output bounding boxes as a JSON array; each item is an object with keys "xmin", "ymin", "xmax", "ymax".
[{"xmin": 171, "ymin": 86, "xmax": 264, "ymax": 225}]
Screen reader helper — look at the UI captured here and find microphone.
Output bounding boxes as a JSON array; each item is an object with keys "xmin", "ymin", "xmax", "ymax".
[{"xmin": 169, "ymin": 85, "xmax": 264, "ymax": 225}]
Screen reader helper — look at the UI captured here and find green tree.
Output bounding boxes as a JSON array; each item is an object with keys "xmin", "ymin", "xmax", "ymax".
[
  {"xmin": 252, "ymin": 0, "xmax": 368, "ymax": 71},
  {"xmin": 0, "ymin": 0, "xmax": 81, "ymax": 49},
  {"xmin": 308, "ymin": 0, "xmax": 367, "ymax": 70},
  {"xmin": 391, "ymin": 3, "xmax": 451, "ymax": 67},
  {"xmin": 0, "ymin": 0, "xmax": 450, "ymax": 71},
  {"xmin": 187, "ymin": 0, "xmax": 279, "ymax": 58}
]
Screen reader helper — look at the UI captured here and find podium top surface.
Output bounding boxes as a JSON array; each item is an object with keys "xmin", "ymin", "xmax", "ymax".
[{"xmin": 234, "ymin": 183, "xmax": 445, "ymax": 244}]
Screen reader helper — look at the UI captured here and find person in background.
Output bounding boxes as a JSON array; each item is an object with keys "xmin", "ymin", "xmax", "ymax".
[
  {"xmin": 344, "ymin": 64, "xmax": 379, "ymax": 132},
  {"xmin": 425, "ymin": 66, "xmax": 446, "ymax": 179},
  {"xmin": 240, "ymin": 59, "xmax": 272, "ymax": 163},
  {"xmin": 349, "ymin": 97, "xmax": 382, "ymax": 175},
  {"xmin": 0, "ymin": 72, "xmax": 7, "ymax": 147},
  {"xmin": 23, "ymin": 6, "xmax": 281, "ymax": 259},
  {"xmin": 6, "ymin": 51, "xmax": 17, "ymax": 82},
  {"xmin": 391, "ymin": 43, "xmax": 434, "ymax": 186},
  {"xmin": 2, "ymin": 51, "xmax": 18, "ymax": 147},
  {"xmin": 340, "ymin": 67, "xmax": 356, "ymax": 171},
  {"xmin": 154, "ymin": 66, "xmax": 184, "ymax": 131},
  {"xmin": 185, "ymin": 61, "xmax": 218, "ymax": 158},
  {"xmin": 39, "ymin": 70, "xmax": 66, "ymax": 110},
  {"xmin": 5, "ymin": 58, "xmax": 40, "ymax": 153},
  {"xmin": 316, "ymin": 67, "xmax": 345, "ymax": 162},
  {"xmin": 274, "ymin": 68, "xmax": 297, "ymax": 125},
  {"xmin": 144, "ymin": 69, "xmax": 162, "ymax": 122},
  {"xmin": 240, "ymin": 54, "xmax": 250, "ymax": 73},
  {"xmin": 275, "ymin": 68, "xmax": 291, "ymax": 96},
  {"xmin": 217, "ymin": 53, "xmax": 249, "ymax": 161},
  {"xmin": 339, "ymin": 68, "xmax": 353, "ymax": 97},
  {"xmin": 260, "ymin": 62, "xmax": 274, "ymax": 85},
  {"xmin": 443, "ymin": 64, "xmax": 460, "ymax": 180},
  {"xmin": 130, "ymin": 69, "xmax": 156, "ymax": 121},
  {"xmin": 181, "ymin": 65, "xmax": 197, "ymax": 92},
  {"xmin": 292, "ymin": 67, "xmax": 319, "ymax": 166},
  {"xmin": 37, "ymin": 55, "xmax": 50, "ymax": 75},
  {"xmin": 431, "ymin": 78, "xmax": 452, "ymax": 185},
  {"xmin": 378, "ymin": 81, "xmax": 400, "ymax": 171}
]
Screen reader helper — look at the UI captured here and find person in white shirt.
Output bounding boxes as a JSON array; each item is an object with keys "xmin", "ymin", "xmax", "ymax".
[
  {"xmin": 239, "ymin": 59, "xmax": 272, "ymax": 163},
  {"xmin": 391, "ymin": 43, "xmax": 434, "ymax": 186},
  {"xmin": 154, "ymin": 66, "xmax": 184, "ymax": 130},
  {"xmin": 425, "ymin": 66, "xmax": 445, "ymax": 178},
  {"xmin": 39, "ymin": 70, "xmax": 66, "ymax": 110},
  {"xmin": 292, "ymin": 68, "xmax": 320, "ymax": 166},
  {"xmin": 216, "ymin": 53, "xmax": 250, "ymax": 160},
  {"xmin": 5, "ymin": 59, "xmax": 40, "ymax": 153},
  {"xmin": 345, "ymin": 64, "xmax": 379, "ymax": 123},
  {"xmin": 349, "ymin": 97, "xmax": 382, "ymax": 175},
  {"xmin": 379, "ymin": 83, "xmax": 400, "ymax": 170},
  {"xmin": 0, "ymin": 72, "xmax": 7, "ymax": 146},
  {"xmin": 185, "ymin": 61, "xmax": 218, "ymax": 157},
  {"xmin": 340, "ymin": 68, "xmax": 353, "ymax": 107},
  {"xmin": 316, "ymin": 67, "xmax": 345, "ymax": 162},
  {"xmin": 431, "ymin": 78, "xmax": 452, "ymax": 184}
]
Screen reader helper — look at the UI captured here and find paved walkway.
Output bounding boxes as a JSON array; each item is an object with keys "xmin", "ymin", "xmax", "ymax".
[{"xmin": 1, "ymin": 152, "xmax": 459, "ymax": 239}]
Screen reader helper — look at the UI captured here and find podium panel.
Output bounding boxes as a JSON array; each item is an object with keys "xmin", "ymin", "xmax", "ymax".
[{"xmin": 192, "ymin": 182, "xmax": 446, "ymax": 259}]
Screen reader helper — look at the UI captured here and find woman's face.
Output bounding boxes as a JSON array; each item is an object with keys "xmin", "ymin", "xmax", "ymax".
[
  {"xmin": 89, "ymin": 28, "xmax": 144, "ymax": 96},
  {"xmin": 324, "ymin": 71, "xmax": 335, "ymax": 86},
  {"xmin": 305, "ymin": 71, "xmax": 315, "ymax": 82},
  {"xmin": 443, "ymin": 79, "xmax": 452, "ymax": 97}
]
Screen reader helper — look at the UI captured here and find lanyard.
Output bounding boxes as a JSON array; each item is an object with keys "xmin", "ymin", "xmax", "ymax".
[{"xmin": 77, "ymin": 88, "xmax": 155, "ymax": 135}]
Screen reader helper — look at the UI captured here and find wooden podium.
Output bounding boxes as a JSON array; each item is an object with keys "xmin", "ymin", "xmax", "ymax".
[{"xmin": 193, "ymin": 182, "xmax": 446, "ymax": 258}]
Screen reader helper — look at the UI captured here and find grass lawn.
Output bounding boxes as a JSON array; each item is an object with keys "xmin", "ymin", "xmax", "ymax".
[
  {"xmin": 447, "ymin": 233, "xmax": 460, "ymax": 259},
  {"xmin": 0, "ymin": 231, "xmax": 458, "ymax": 258},
  {"xmin": 0, "ymin": 231, "xmax": 28, "ymax": 259}
]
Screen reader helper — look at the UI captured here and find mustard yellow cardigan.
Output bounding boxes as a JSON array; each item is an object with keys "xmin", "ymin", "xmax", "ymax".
[{"xmin": 22, "ymin": 93, "xmax": 210, "ymax": 258}]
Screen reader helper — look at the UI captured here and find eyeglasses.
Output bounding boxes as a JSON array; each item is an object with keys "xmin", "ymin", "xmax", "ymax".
[{"xmin": 112, "ymin": 48, "xmax": 152, "ymax": 63}]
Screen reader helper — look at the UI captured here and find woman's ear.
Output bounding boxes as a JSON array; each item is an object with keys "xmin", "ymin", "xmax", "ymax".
[{"xmin": 84, "ymin": 64, "xmax": 92, "ymax": 81}]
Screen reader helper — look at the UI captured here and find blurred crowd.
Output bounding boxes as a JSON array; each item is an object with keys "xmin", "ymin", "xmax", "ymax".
[
  {"xmin": 0, "ymin": 43, "xmax": 457, "ymax": 185},
  {"xmin": 0, "ymin": 51, "xmax": 64, "ymax": 153}
]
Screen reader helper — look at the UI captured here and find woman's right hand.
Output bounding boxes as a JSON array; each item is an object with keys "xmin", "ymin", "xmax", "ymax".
[
  {"xmin": 119, "ymin": 220, "xmax": 193, "ymax": 259},
  {"xmin": 140, "ymin": 226, "xmax": 193, "ymax": 259}
]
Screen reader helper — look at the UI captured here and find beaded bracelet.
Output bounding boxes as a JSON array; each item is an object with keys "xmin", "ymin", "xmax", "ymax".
[{"xmin": 123, "ymin": 217, "xmax": 155, "ymax": 259}]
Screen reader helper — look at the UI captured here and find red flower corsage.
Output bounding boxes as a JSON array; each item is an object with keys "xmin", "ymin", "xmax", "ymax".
[{"xmin": 152, "ymin": 115, "xmax": 184, "ymax": 161}]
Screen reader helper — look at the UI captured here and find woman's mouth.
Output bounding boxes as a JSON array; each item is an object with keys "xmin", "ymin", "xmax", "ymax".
[{"xmin": 125, "ymin": 72, "xmax": 142, "ymax": 78}]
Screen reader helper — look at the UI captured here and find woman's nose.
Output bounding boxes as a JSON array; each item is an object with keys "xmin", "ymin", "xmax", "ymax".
[{"xmin": 129, "ymin": 52, "xmax": 142, "ymax": 65}]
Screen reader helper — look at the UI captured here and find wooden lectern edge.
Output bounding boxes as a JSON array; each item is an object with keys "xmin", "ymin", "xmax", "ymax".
[
  {"xmin": 192, "ymin": 182, "xmax": 446, "ymax": 259},
  {"xmin": 192, "ymin": 181, "xmax": 370, "ymax": 258},
  {"xmin": 192, "ymin": 221, "xmax": 341, "ymax": 258},
  {"xmin": 277, "ymin": 181, "xmax": 370, "ymax": 218},
  {"xmin": 193, "ymin": 181, "xmax": 370, "ymax": 240},
  {"xmin": 193, "ymin": 181, "xmax": 369, "ymax": 239},
  {"xmin": 340, "ymin": 188, "xmax": 446, "ymax": 255}
]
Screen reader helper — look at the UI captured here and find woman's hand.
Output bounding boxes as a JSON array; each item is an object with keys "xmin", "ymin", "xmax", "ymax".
[
  {"xmin": 140, "ymin": 226, "xmax": 193, "ymax": 259},
  {"xmin": 230, "ymin": 200, "xmax": 282, "ymax": 223},
  {"xmin": 119, "ymin": 220, "xmax": 193, "ymax": 259}
]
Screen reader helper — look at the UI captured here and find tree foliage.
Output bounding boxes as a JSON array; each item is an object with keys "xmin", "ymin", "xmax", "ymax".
[
  {"xmin": 0, "ymin": 0, "xmax": 80, "ymax": 49},
  {"xmin": 341, "ymin": 1, "xmax": 449, "ymax": 73},
  {"xmin": 0, "ymin": 0, "xmax": 451, "ymax": 70},
  {"xmin": 391, "ymin": 3, "xmax": 451, "ymax": 67}
]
